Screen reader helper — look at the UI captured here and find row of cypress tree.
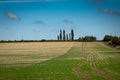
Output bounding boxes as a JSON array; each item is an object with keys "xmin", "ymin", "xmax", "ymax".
[{"xmin": 57, "ymin": 29, "xmax": 74, "ymax": 41}]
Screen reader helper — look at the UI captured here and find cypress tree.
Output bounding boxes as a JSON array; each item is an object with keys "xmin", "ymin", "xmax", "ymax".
[
  {"xmin": 66, "ymin": 34, "xmax": 68, "ymax": 41},
  {"xmin": 60, "ymin": 29, "xmax": 62, "ymax": 41},
  {"xmin": 71, "ymin": 29, "xmax": 74, "ymax": 41},
  {"xmin": 57, "ymin": 35, "xmax": 60, "ymax": 41},
  {"xmin": 63, "ymin": 29, "xmax": 65, "ymax": 41},
  {"xmin": 69, "ymin": 33, "xmax": 71, "ymax": 41}
]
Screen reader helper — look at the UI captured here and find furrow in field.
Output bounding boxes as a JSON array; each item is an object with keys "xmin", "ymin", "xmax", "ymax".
[
  {"xmin": 75, "ymin": 64, "xmax": 89, "ymax": 80},
  {"xmin": 74, "ymin": 42, "xmax": 90, "ymax": 80},
  {"xmin": 92, "ymin": 55, "xmax": 112, "ymax": 80},
  {"xmin": 81, "ymin": 42, "xmax": 114, "ymax": 80},
  {"xmin": 88, "ymin": 48, "xmax": 112, "ymax": 79}
]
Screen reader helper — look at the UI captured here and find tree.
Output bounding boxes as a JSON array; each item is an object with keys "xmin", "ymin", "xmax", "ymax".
[
  {"xmin": 69, "ymin": 33, "xmax": 71, "ymax": 41},
  {"xmin": 116, "ymin": 38, "xmax": 120, "ymax": 46},
  {"xmin": 60, "ymin": 29, "xmax": 62, "ymax": 41},
  {"xmin": 71, "ymin": 29, "xmax": 74, "ymax": 41},
  {"xmin": 41, "ymin": 39, "xmax": 46, "ymax": 42},
  {"xmin": 84, "ymin": 36, "xmax": 96, "ymax": 42},
  {"xmin": 103, "ymin": 35, "xmax": 120, "ymax": 47},
  {"xmin": 112, "ymin": 36, "xmax": 119, "ymax": 46},
  {"xmin": 63, "ymin": 29, "xmax": 65, "ymax": 41},
  {"xmin": 57, "ymin": 35, "xmax": 60, "ymax": 41},
  {"xmin": 66, "ymin": 34, "xmax": 68, "ymax": 41},
  {"xmin": 78, "ymin": 36, "xmax": 96, "ymax": 42},
  {"xmin": 103, "ymin": 35, "xmax": 112, "ymax": 42}
]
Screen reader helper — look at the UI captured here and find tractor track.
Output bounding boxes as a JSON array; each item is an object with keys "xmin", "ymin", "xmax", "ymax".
[
  {"xmin": 80, "ymin": 42, "xmax": 113, "ymax": 80},
  {"xmin": 75, "ymin": 64, "xmax": 89, "ymax": 80}
]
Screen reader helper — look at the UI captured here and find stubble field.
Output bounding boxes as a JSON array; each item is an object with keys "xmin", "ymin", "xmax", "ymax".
[{"xmin": 0, "ymin": 42, "xmax": 120, "ymax": 80}]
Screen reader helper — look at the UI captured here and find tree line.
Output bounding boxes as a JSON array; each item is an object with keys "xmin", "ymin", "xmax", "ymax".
[
  {"xmin": 1, "ymin": 29, "xmax": 120, "ymax": 45},
  {"xmin": 103, "ymin": 35, "xmax": 120, "ymax": 47}
]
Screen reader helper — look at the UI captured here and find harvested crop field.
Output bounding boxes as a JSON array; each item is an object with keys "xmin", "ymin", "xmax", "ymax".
[
  {"xmin": 0, "ymin": 42, "xmax": 74, "ymax": 65},
  {"xmin": 0, "ymin": 42, "xmax": 120, "ymax": 80}
]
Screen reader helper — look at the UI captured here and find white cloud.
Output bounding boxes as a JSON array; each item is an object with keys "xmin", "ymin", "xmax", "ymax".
[
  {"xmin": 6, "ymin": 12, "xmax": 20, "ymax": 20},
  {"xmin": 63, "ymin": 19, "xmax": 76, "ymax": 28},
  {"xmin": 33, "ymin": 28, "xmax": 40, "ymax": 32},
  {"xmin": 99, "ymin": 8, "xmax": 120, "ymax": 16},
  {"xmin": 35, "ymin": 20, "xmax": 45, "ymax": 25},
  {"xmin": 63, "ymin": 19, "xmax": 73, "ymax": 24}
]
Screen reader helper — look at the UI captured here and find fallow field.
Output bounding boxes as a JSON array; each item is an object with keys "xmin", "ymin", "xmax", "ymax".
[{"xmin": 0, "ymin": 42, "xmax": 120, "ymax": 80}]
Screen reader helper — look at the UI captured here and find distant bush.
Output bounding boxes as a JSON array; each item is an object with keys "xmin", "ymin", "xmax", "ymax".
[
  {"xmin": 1, "ymin": 40, "xmax": 4, "ymax": 42},
  {"xmin": 103, "ymin": 35, "xmax": 113, "ymax": 42},
  {"xmin": 41, "ymin": 39, "xmax": 46, "ymax": 42},
  {"xmin": 78, "ymin": 36, "xmax": 96, "ymax": 42},
  {"xmin": 103, "ymin": 35, "xmax": 120, "ymax": 47}
]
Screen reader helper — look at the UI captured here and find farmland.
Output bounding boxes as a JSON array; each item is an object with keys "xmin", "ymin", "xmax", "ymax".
[{"xmin": 0, "ymin": 42, "xmax": 120, "ymax": 80}]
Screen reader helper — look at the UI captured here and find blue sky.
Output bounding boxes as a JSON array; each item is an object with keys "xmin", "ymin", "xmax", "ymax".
[{"xmin": 0, "ymin": 0, "xmax": 120, "ymax": 40}]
